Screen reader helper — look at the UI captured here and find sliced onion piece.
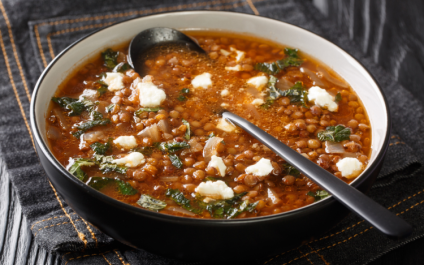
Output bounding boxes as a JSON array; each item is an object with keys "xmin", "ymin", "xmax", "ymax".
[
  {"xmin": 137, "ymin": 123, "xmax": 161, "ymax": 142},
  {"xmin": 166, "ymin": 206, "xmax": 197, "ymax": 217},
  {"xmin": 325, "ymin": 141, "xmax": 346, "ymax": 153},
  {"xmin": 316, "ymin": 66, "xmax": 349, "ymax": 88},
  {"xmin": 159, "ymin": 176, "xmax": 179, "ymax": 182},
  {"xmin": 267, "ymin": 188, "xmax": 281, "ymax": 205},
  {"xmin": 52, "ymin": 108, "xmax": 69, "ymax": 130},
  {"xmin": 203, "ymin": 137, "xmax": 224, "ymax": 162},
  {"xmin": 46, "ymin": 126, "xmax": 61, "ymax": 140},
  {"xmin": 181, "ymin": 138, "xmax": 203, "ymax": 156},
  {"xmin": 157, "ymin": 119, "xmax": 171, "ymax": 133},
  {"xmin": 342, "ymin": 152, "xmax": 360, "ymax": 158},
  {"xmin": 82, "ymin": 130, "xmax": 105, "ymax": 143},
  {"xmin": 243, "ymin": 104, "xmax": 260, "ymax": 119},
  {"xmin": 300, "ymin": 67, "xmax": 326, "ymax": 87},
  {"xmin": 276, "ymin": 77, "xmax": 294, "ymax": 91}
]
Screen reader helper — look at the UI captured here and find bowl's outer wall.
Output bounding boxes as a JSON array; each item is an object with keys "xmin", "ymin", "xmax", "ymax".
[
  {"xmin": 35, "ymin": 139, "xmax": 383, "ymax": 262},
  {"xmin": 30, "ymin": 11, "xmax": 390, "ymax": 263}
]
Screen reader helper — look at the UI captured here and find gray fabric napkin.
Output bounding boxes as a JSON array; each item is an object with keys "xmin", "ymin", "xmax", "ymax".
[{"xmin": 0, "ymin": 0, "xmax": 423, "ymax": 264}]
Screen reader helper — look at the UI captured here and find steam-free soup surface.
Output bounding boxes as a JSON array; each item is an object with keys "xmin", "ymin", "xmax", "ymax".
[{"xmin": 46, "ymin": 31, "xmax": 371, "ymax": 219}]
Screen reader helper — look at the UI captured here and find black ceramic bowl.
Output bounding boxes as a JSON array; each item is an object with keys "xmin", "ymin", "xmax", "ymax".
[{"xmin": 30, "ymin": 11, "xmax": 390, "ymax": 263}]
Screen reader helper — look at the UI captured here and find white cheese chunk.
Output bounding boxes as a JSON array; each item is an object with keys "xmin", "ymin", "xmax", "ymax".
[
  {"xmin": 191, "ymin": 73, "xmax": 212, "ymax": 88},
  {"xmin": 104, "ymin": 72, "xmax": 125, "ymax": 92},
  {"xmin": 221, "ymin": 89, "xmax": 230, "ymax": 97},
  {"xmin": 137, "ymin": 78, "xmax": 166, "ymax": 107},
  {"xmin": 230, "ymin": 47, "xmax": 245, "ymax": 62},
  {"xmin": 251, "ymin": 98, "xmax": 264, "ymax": 106},
  {"xmin": 247, "ymin": 76, "xmax": 268, "ymax": 90},
  {"xmin": 113, "ymin": 152, "xmax": 145, "ymax": 168},
  {"xmin": 307, "ymin": 86, "xmax": 338, "ymax": 112},
  {"xmin": 245, "ymin": 158, "xmax": 273, "ymax": 176},
  {"xmin": 336, "ymin": 157, "xmax": 363, "ymax": 179},
  {"xmin": 220, "ymin": 49, "xmax": 230, "ymax": 56},
  {"xmin": 225, "ymin": 65, "xmax": 242, "ymax": 71},
  {"xmin": 208, "ymin": 155, "xmax": 227, "ymax": 177},
  {"xmin": 195, "ymin": 180, "xmax": 234, "ymax": 202},
  {"xmin": 216, "ymin": 118, "xmax": 236, "ymax": 132},
  {"xmin": 113, "ymin": 136, "xmax": 138, "ymax": 150},
  {"xmin": 79, "ymin": 89, "xmax": 98, "ymax": 101}
]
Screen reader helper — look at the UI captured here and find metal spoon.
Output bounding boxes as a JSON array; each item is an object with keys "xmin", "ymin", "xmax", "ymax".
[
  {"xmin": 222, "ymin": 111, "xmax": 412, "ymax": 239},
  {"xmin": 128, "ymin": 27, "xmax": 206, "ymax": 75}
]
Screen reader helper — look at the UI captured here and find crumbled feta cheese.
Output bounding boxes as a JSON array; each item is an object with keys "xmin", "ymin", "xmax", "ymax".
[
  {"xmin": 220, "ymin": 49, "xmax": 230, "ymax": 56},
  {"xmin": 225, "ymin": 65, "xmax": 242, "ymax": 71},
  {"xmin": 216, "ymin": 118, "xmax": 236, "ymax": 132},
  {"xmin": 191, "ymin": 73, "xmax": 212, "ymax": 88},
  {"xmin": 104, "ymin": 72, "xmax": 125, "ymax": 92},
  {"xmin": 245, "ymin": 158, "xmax": 273, "ymax": 176},
  {"xmin": 137, "ymin": 78, "xmax": 166, "ymax": 107},
  {"xmin": 230, "ymin": 47, "xmax": 245, "ymax": 62},
  {"xmin": 221, "ymin": 89, "xmax": 230, "ymax": 97},
  {"xmin": 208, "ymin": 155, "xmax": 227, "ymax": 177},
  {"xmin": 247, "ymin": 76, "xmax": 268, "ymax": 90},
  {"xmin": 251, "ymin": 98, "xmax": 264, "ymax": 106},
  {"xmin": 113, "ymin": 136, "xmax": 138, "ymax": 150},
  {"xmin": 307, "ymin": 86, "xmax": 338, "ymax": 112},
  {"xmin": 195, "ymin": 180, "xmax": 234, "ymax": 202},
  {"xmin": 79, "ymin": 89, "xmax": 97, "ymax": 101},
  {"xmin": 221, "ymin": 103, "xmax": 229, "ymax": 108},
  {"xmin": 113, "ymin": 152, "xmax": 145, "ymax": 168},
  {"xmin": 336, "ymin": 157, "xmax": 363, "ymax": 179}
]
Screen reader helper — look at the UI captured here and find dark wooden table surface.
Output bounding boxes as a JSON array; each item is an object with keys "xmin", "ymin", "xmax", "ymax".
[{"xmin": 1, "ymin": 0, "xmax": 424, "ymax": 264}]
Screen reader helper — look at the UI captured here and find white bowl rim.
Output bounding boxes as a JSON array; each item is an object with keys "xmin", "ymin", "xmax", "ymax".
[{"xmin": 30, "ymin": 10, "xmax": 391, "ymax": 223}]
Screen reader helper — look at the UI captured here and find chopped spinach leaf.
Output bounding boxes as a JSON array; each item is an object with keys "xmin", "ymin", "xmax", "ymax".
[
  {"xmin": 101, "ymin": 48, "xmax": 118, "ymax": 69},
  {"xmin": 115, "ymin": 62, "xmax": 131, "ymax": 73},
  {"xmin": 169, "ymin": 154, "xmax": 183, "ymax": 169},
  {"xmin": 86, "ymin": 177, "xmax": 137, "ymax": 195},
  {"xmin": 68, "ymin": 158, "xmax": 95, "ymax": 181},
  {"xmin": 73, "ymin": 112, "xmax": 110, "ymax": 138},
  {"xmin": 90, "ymin": 138, "xmax": 112, "ymax": 155},
  {"xmin": 51, "ymin": 97, "xmax": 94, "ymax": 116},
  {"xmin": 208, "ymin": 132, "xmax": 216, "ymax": 138},
  {"xmin": 335, "ymin": 92, "xmax": 342, "ymax": 103},
  {"xmin": 94, "ymin": 154, "xmax": 127, "ymax": 174},
  {"xmin": 267, "ymin": 75, "xmax": 280, "ymax": 100},
  {"xmin": 279, "ymin": 81, "xmax": 309, "ymax": 107},
  {"xmin": 137, "ymin": 194, "xmax": 167, "ymax": 211},
  {"xmin": 166, "ymin": 189, "xmax": 203, "ymax": 214},
  {"xmin": 106, "ymin": 104, "xmax": 115, "ymax": 113},
  {"xmin": 198, "ymin": 192, "xmax": 258, "ymax": 219},
  {"xmin": 317, "ymin": 125, "xmax": 351, "ymax": 142},
  {"xmin": 133, "ymin": 146, "xmax": 156, "ymax": 156},
  {"xmin": 182, "ymin": 119, "xmax": 190, "ymax": 140},
  {"xmin": 204, "ymin": 176, "xmax": 220, "ymax": 182},
  {"xmin": 135, "ymin": 107, "xmax": 163, "ymax": 116},
  {"xmin": 177, "ymin": 88, "xmax": 190, "ymax": 101},
  {"xmin": 116, "ymin": 179, "xmax": 138, "ymax": 195},
  {"xmin": 97, "ymin": 84, "xmax": 108, "ymax": 97},
  {"xmin": 307, "ymin": 190, "xmax": 330, "ymax": 201},
  {"xmin": 282, "ymin": 163, "xmax": 301, "ymax": 177},
  {"xmin": 254, "ymin": 48, "xmax": 303, "ymax": 75},
  {"xmin": 260, "ymin": 99, "xmax": 275, "ymax": 110},
  {"xmin": 158, "ymin": 141, "xmax": 190, "ymax": 154}
]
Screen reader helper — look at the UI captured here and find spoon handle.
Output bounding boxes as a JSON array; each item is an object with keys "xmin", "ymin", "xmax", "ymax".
[{"xmin": 223, "ymin": 112, "xmax": 412, "ymax": 239}]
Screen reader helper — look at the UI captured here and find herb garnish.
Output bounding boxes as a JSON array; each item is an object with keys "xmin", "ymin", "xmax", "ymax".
[
  {"xmin": 135, "ymin": 107, "xmax": 163, "ymax": 116},
  {"xmin": 317, "ymin": 125, "xmax": 351, "ymax": 142},
  {"xmin": 137, "ymin": 195, "xmax": 167, "ymax": 211},
  {"xmin": 169, "ymin": 154, "xmax": 183, "ymax": 169},
  {"xmin": 177, "ymin": 88, "xmax": 190, "ymax": 101},
  {"xmin": 51, "ymin": 97, "xmax": 94, "ymax": 116},
  {"xmin": 101, "ymin": 48, "xmax": 118, "ymax": 70},
  {"xmin": 307, "ymin": 190, "xmax": 330, "ymax": 201},
  {"xmin": 282, "ymin": 163, "xmax": 301, "ymax": 177},
  {"xmin": 166, "ymin": 189, "xmax": 203, "ymax": 214},
  {"xmin": 158, "ymin": 141, "xmax": 190, "ymax": 153},
  {"xmin": 90, "ymin": 138, "xmax": 113, "ymax": 155},
  {"xmin": 72, "ymin": 111, "xmax": 110, "ymax": 138},
  {"xmin": 260, "ymin": 78, "xmax": 308, "ymax": 109},
  {"xmin": 254, "ymin": 48, "xmax": 303, "ymax": 75},
  {"xmin": 335, "ymin": 92, "xmax": 342, "ymax": 103},
  {"xmin": 94, "ymin": 154, "xmax": 127, "ymax": 174},
  {"xmin": 86, "ymin": 177, "xmax": 138, "ymax": 195},
  {"xmin": 182, "ymin": 119, "xmax": 190, "ymax": 140},
  {"xmin": 68, "ymin": 158, "xmax": 96, "ymax": 181}
]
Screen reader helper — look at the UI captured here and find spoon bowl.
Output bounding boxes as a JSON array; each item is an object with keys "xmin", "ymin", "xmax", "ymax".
[{"xmin": 128, "ymin": 27, "xmax": 206, "ymax": 75}]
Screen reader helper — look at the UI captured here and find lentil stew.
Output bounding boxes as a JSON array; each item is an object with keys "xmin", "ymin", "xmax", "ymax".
[{"xmin": 46, "ymin": 31, "xmax": 371, "ymax": 219}]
